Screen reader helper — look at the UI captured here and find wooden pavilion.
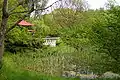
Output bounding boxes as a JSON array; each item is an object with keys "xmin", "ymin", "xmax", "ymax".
[{"xmin": 18, "ymin": 20, "xmax": 35, "ymax": 32}]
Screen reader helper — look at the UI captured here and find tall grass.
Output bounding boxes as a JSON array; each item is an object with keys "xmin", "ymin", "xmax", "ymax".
[
  {"xmin": 0, "ymin": 45, "xmax": 119, "ymax": 80},
  {"xmin": 0, "ymin": 53, "xmax": 79, "ymax": 80}
]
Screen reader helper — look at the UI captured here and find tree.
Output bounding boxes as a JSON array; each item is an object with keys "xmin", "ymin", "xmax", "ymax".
[
  {"xmin": 42, "ymin": 0, "xmax": 89, "ymax": 51},
  {"xmin": 0, "ymin": 0, "xmax": 61, "ymax": 66},
  {"xmin": 90, "ymin": 3, "xmax": 120, "ymax": 62},
  {"xmin": 49, "ymin": 0, "xmax": 89, "ymax": 28},
  {"xmin": 31, "ymin": 0, "xmax": 49, "ymax": 18}
]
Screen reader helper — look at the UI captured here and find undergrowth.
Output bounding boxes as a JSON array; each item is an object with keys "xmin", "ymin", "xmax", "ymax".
[{"xmin": 0, "ymin": 53, "xmax": 79, "ymax": 80}]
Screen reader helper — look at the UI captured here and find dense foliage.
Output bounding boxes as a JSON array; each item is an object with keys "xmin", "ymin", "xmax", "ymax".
[
  {"xmin": 4, "ymin": 4, "xmax": 120, "ymax": 73},
  {"xmin": 1, "ymin": 0, "xmax": 120, "ymax": 80}
]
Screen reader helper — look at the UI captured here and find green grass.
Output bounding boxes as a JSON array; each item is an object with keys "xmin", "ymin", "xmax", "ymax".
[
  {"xmin": 0, "ymin": 50, "xmax": 119, "ymax": 80},
  {"xmin": 0, "ymin": 53, "xmax": 79, "ymax": 80}
]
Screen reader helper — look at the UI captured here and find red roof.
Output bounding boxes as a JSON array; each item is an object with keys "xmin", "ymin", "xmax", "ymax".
[{"xmin": 18, "ymin": 20, "xmax": 34, "ymax": 26}]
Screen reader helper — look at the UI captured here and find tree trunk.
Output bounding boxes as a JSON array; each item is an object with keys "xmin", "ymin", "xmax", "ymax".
[
  {"xmin": 0, "ymin": 0, "xmax": 8, "ymax": 67},
  {"xmin": 0, "ymin": 40, "xmax": 4, "ymax": 68},
  {"xmin": 0, "ymin": 41, "xmax": 4, "ymax": 61},
  {"xmin": 0, "ymin": 17, "xmax": 8, "ymax": 66}
]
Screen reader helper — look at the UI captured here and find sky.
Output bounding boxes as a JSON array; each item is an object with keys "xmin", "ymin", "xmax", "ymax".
[
  {"xmin": 41, "ymin": 0, "xmax": 120, "ymax": 14},
  {"xmin": 47, "ymin": 0, "xmax": 120, "ymax": 9}
]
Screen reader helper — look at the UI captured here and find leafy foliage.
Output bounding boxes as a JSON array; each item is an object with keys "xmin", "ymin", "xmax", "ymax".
[
  {"xmin": 90, "ymin": 6, "xmax": 120, "ymax": 62},
  {"xmin": 0, "ymin": 53, "xmax": 79, "ymax": 80},
  {"xmin": 1, "ymin": 0, "xmax": 120, "ymax": 79}
]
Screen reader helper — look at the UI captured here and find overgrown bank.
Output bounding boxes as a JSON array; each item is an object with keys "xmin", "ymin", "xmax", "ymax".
[
  {"xmin": 1, "ymin": 0, "xmax": 120, "ymax": 80},
  {"xmin": 0, "ymin": 52, "xmax": 79, "ymax": 80}
]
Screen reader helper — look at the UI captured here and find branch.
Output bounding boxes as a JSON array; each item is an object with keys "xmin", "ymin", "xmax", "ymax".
[
  {"xmin": 5, "ymin": 11, "xmax": 33, "ymax": 35},
  {"xmin": 10, "ymin": 10, "xmax": 29, "ymax": 14},
  {"xmin": 5, "ymin": 0, "xmax": 62, "ymax": 35},
  {"xmin": 8, "ymin": 0, "xmax": 24, "ymax": 13},
  {"xmin": 10, "ymin": 0, "xmax": 61, "ymax": 15},
  {"xmin": 37, "ymin": 0, "xmax": 61, "ymax": 10},
  {"xmin": 107, "ymin": 51, "xmax": 120, "ymax": 63},
  {"xmin": 2, "ymin": 0, "xmax": 8, "ymax": 16},
  {"xmin": 5, "ymin": 3, "xmax": 34, "ymax": 35}
]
